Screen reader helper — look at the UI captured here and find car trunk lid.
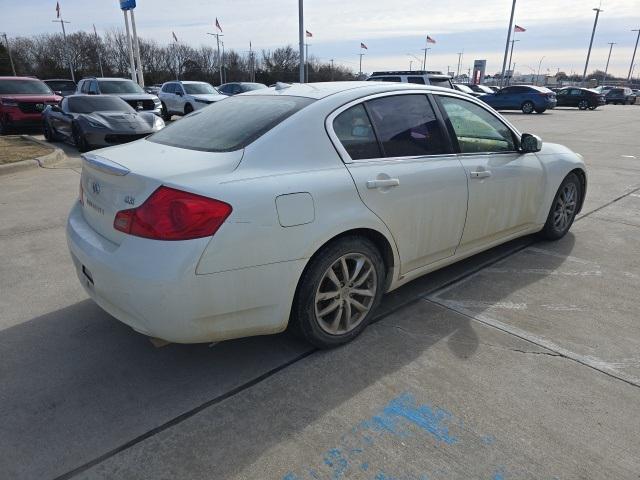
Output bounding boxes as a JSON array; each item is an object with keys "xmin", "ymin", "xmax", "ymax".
[{"xmin": 80, "ymin": 140, "xmax": 242, "ymax": 245}]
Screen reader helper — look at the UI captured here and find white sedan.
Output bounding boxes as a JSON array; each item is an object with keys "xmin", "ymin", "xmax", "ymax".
[{"xmin": 67, "ymin": 82, "xmax": 586, "ymax": 347}]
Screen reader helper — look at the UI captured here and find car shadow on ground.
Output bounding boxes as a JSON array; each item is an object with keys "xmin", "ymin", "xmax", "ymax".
[{"xmin": 0, "ymin": 234, "xmax": 572, "ymax": 478}]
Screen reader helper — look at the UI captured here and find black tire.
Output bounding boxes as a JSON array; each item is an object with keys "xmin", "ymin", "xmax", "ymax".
[
  {"xmin": 184, "ymin": 103, "xmax": 194, "ymax": 115},
  {"xmin": 0, "ymin": 115, "xmax": 10, "ymax": 135},
  {"xmin": 43, "ymin": 120, "xmax": 56, "ymax": 142},
  {"xmin": 539, "ymin": 172, "xmax": 581, "ymax": 240},
  {"xmin": 290, "ymin": 236, "xmax": 386, "ymax": 349},
  {"xmin": 534, "ymin": 108, "xmax": 546, "ymax": 114},
  {"xmin": 161, "ymin": 102, "xmax": 171, "ymax": 121},
  {"xmin": 72, "ymin": 123, "xmax": 90, "ymax": 153},
  {"xmin": 578, "ymin": 100, "xmax": 589, "ymax": 110},
  {"xmin": 521, "ymin": 101, "xmax": 534, "ymax": 114}
]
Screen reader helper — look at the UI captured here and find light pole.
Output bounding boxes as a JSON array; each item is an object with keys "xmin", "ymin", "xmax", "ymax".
[
  {"xmin": 507, "ymin": 39, "xmax": 520, "ymax": 85},
  {"xmin": 421, "ymin": 47, "xmax": 431, "ymax": 70},
  {"xmin": 499, "ymin": 0, "xmax": 517, "ymax": 87},
  {"xmin": 52, "ymin": 18, "xmax": 75, "ymax": 82},
  {"xmin": 298, "ymin": 0, "xmax": 305, "ymax": 83},
  {"xmin": 129, "ymin": 8, "xmax": 144, "ymax": 87},
  {"xmin": 93, "ymin": 25, "xmax": 104, "ymax": 77},
  {"xmin": 536, "ymin": 55, "xmax": 545, "ymax": 86},
  {"xmin": 1, "ymin": 33, "xmax": 16, "ymax": 76},
  {"xmin": 409, "ymin": 60, "xmax": 413, "ymax": 71},
  {"xmin": 628, "ymin": 29, "xmax": 640, "ymax": 82},
  {"xmin": 206, "ymin": 33, "xmax": 224, "ymax": 85},
  {"xmin": 603, "ymin": 42, "xmax": 615, "ymax": 84},
  {"xmin": 582, "ymin": 7, "xmax": 603, "ymax": 85},
  {"xmin": 456, "ymin": 51, "xmax": 463, "ymax": 79}
]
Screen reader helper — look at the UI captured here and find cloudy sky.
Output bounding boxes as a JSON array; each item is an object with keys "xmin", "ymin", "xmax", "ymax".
[{"xmin": 3, "ymin": 0, "xmax": 640, "ymax": 77}]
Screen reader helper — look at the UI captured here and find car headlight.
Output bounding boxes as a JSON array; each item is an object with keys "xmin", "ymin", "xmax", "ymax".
[
  {"xmin": 0, "ymin": 98, "xmax": 18, "ymax": 107},
  {"xmin": 195, "ymin": 99, "xmax": 209, "ymax": 104},
  {"xmin": 153, "ymin": 116, "xmax": 165, "ymax": 129}
]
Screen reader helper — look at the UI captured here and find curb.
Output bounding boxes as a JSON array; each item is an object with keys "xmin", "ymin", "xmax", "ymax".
[{"xmin": 0, "ymin": 135, "xmax": 66, "ymax": 176}]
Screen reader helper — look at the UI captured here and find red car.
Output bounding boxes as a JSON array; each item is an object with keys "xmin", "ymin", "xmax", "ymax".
[{"xmin": 0, "ymin": 77, "xmax": 62, "ymax": 133}]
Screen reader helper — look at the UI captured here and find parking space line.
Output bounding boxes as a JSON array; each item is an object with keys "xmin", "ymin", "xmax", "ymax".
[{"xmin": 425, "ymin": 296, "xmax": 640, "ymax": 389}]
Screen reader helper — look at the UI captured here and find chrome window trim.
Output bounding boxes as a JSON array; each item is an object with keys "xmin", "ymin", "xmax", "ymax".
[{"xmin": 325, "ymin": 90, "xmax": 458, "ymax": 164}]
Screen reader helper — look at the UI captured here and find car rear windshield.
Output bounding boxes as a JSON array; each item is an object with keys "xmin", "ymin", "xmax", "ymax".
[
  {"xmin": 183, "ymin": 83, "xmax": 218, "ymax": 95},
  {"xmin": 98, "ymin": 80, "xmax": 145, "ymax": 94},
  {"xmin": 240, "ymin": 83, "xmax": 267, "ymax": 92},
  {"xmin": 428, "ymin": 78, "xmax": 453, "ymax": 89},
  {"xmin": 68, "ymin": 96, "xmax": 134, "ymax": 113},
  {"xmin": 148, "ymin": 95, "xmax": 314, "ymax": 152},
  {"xmin": 46, "ymin": 80, "xmax": 76, "ymax": 91},
  {"xmin": 0, "ymin": 79, "xmax": 53, "ymax": 95}
]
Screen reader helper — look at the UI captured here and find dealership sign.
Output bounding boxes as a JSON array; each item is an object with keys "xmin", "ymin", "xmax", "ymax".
[{"xmin": 119, "ymin": 0, "xmax": 136, "ymax": 10}]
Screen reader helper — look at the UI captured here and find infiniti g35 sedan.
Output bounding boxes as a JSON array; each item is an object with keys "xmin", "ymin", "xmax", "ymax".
[
  {"xmin": 67, "ymin": 82, "xmax": 587, "ymax": 348},
  {"xmin": 43, "ymin": 95, "xmax": 165, "ymax": 152}
]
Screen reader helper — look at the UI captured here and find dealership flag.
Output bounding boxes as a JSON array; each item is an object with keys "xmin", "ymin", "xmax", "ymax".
[
  {"xmin": 215, "ymin": 18, "xmax": 223, "ymax": 32},
  {"xmin": 306, "ymin": 30, "xmax": 313, "ymax": 37},
  {"xmin": 514, "ymin": 25, "xmax": 526, "ymax": 32},
  {"xmin": 427, "ymin": 35, "xmax": 436, "ymax": 44},
  {"xmin": 56, "ymin": 1, "xmax": 60, "ymax": 18},
  {"xmin": 172, "ymin": 31, "xmax": 178, "ymax": 42},
  {"xmin": 360, "ymin": 42, "xmax": 368, "ymax": 50}
]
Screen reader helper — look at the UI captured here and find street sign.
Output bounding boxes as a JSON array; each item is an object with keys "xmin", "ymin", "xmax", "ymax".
[{"xmin": 119, "ymin": 0, "xmax": 136, "ymax": 10}]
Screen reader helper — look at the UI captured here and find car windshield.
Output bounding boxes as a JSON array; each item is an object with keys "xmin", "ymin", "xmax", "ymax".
[
  {"xmin": 477, "ymin": 86, "xmax": 494, "ymax": 93},
  {"xmin": 240, "ymin": 83, "xmax": 267, "ymax": 92},
  {"xmin": 0, "ymin": 79, "xmax": 53, "ymax": 95},
  {"xmin": 183, "ymin": 83, "xmax": 218, "ymax": 95},
  {"xmin": 67, "ymin": 96, "xmax": 135, "ymax": 114},
  {"xmin": 148, "ymin": 95, "xmax": 314, "ymax": 152},
  {"xmin": 98, "ymin": 80, "xmax": 145, "ymax": 94},
  {"xmin": 45, "ymin": 80, "xmax": 76, "ymax": 91}
]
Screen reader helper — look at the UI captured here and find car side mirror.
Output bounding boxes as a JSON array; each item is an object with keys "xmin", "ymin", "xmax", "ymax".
[{"xmin": 521, "ymin": 133, "xmax": 542, "ymax": 153}]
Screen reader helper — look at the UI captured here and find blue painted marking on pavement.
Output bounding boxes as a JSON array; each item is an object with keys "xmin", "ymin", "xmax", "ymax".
[
  {"xmin": 481, "ymin": 434, "xmax": 496, "ymax": 445},
  {"xmin": 492, "ymin": 469, "xmax": 505, "ymax": 480},
  {"xmin": 323, "ymin": 448, "xmax": 349, "ymax": 479}
]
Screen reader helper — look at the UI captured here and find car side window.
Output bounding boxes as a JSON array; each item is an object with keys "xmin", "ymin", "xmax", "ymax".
[
  {"xmin": 408, "ymin": 76, "xmax": 426, "ymax": 84},
  {"xmin": 174, "ymin": 84, "xmax": 184, "ymax": 94},
  {"xmin": 162, "ymin": 83, "xmax": 174, "ymax": 93},
  {"xmin": 570, "ymin": 89, "xmax": 582, "ymax": 96},
  {"xmin": 333, "ymin": 104, "xmax": 381, "ymax": 160},
  {"xmin": 365, "ymin": 94, "xmax": 448, "ymax": 157},
  {"xmin": 80, "ymin": 81, "xmax": 89, "ymax": 94},
  {"xmin": 438, "ymin": 96, "xmax": 516, "ymax": 153},
  {"xmin": 88, "ymin": 81, "xmax": 99, "ymax": 95}
]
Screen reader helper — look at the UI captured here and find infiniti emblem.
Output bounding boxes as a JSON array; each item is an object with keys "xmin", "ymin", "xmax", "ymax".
[{"xmin": 91, "ymin": 181, "xmax": 101, "ymax": 195}]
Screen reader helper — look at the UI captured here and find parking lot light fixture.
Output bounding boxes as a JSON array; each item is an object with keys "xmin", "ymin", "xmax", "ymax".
[
  {"xmin": 603, "ymin": 42, "xmax": 615, "ymax": 84},
  {"xmin": 582, "ymin": 7, "xmax": 603, "ymax": 85}
]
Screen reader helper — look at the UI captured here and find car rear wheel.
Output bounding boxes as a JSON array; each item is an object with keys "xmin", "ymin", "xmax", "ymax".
[
  {"xmin": 578, "ymin": 100, "xmax": 589, "ymax": 110},
  {"xmin": 290, "ymin": 236, "xmax": 385, "ymax": 348},
  {"xmin": 161, "ymin": 102, "xmax": 171, "ymax": 121},
  {"xmin": 539, "ymin": 173, "xmax": 581, "ymax": 240},
  {"xmin": 184, "ymin": 103, "xmax": 194, "ymax": 115},
  {"xmin": 522, "ymin": 101, "xmax": 534, "ymax": 114},
  {"xmin": 43, "ymin": 121, "xmax": 56, "ymax": 142}
]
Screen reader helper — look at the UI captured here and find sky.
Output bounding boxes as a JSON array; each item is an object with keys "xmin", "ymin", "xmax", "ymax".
[{"xmin": 2, "ymin": 0, "xmax": 640, "ymax": 78}]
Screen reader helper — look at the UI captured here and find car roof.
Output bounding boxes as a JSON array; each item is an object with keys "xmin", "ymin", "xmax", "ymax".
[
  {"xmin": 0, "ymin": 76, "xmax": 45, "ymax": 81},
  {"xmin": 241, "ymin": 81, "xmax": 455, "ymax": 100},
  {"xmin": 180, "ymin": 80, "xmax": 211, "ymax": 84}
]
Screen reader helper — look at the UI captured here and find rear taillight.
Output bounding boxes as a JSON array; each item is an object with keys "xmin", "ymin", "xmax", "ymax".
[{"xmin": 114, "ymin": 186, "xmax": 232, "ymax": 241}]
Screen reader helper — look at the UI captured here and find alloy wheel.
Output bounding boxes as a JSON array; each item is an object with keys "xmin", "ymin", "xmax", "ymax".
[
  {"xmin": 552, "ymin": 182, "xmax": 578, "ymax": 232},
  {"xmin": 314, "ymin": 253, "xmax": 377, "ymax": 335}
]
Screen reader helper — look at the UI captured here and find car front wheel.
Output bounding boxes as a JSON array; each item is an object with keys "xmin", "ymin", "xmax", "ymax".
[
  {"xmin": 539, "ymin": 173, "xmax": 581, "ymax": 240},
  {"xmin": 291, "ymin": 236, "xmax": 385, "ymax": 348},
  {"xmin": 161, "ymin": 102, "xmax": 171, "ymax": 121},
  {"xmin": 522, "ymin": 101, "xmax": 534, "ymax": 114}
]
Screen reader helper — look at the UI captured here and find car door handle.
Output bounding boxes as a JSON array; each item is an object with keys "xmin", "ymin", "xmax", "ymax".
[
  {"xmin": 470, "ymin": 170, "xmax": 492, "ymax": 179},
  {"xmin": 366, "ymin": 178, "xmax": 400, "ymax": 189}
]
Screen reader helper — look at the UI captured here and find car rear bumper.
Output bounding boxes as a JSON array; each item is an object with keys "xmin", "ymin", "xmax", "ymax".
[{"xmin": 66, "ymin": 202, "xmax": 303, "ymax": 343}]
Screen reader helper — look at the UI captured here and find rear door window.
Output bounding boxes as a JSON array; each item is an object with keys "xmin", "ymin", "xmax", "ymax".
[
  {"xmin": 428, "ymin": 78, "xmax": 453, "ymax": 89},
  {"xmin": 408, "ymin": 77, "xmax": 426, "ymax": 84},
  {"xmin": 148, "ymin": 95, "xmax": 314, "ymax": 152},
  {"xmin": 332, "ymin": 104, "xmax": 381, "ymax": 160},
  {"xmin": 365, "ymin": 94, "xmax": 448, "ymax": 157}
]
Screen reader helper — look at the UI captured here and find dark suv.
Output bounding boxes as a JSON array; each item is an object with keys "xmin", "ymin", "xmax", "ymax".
[
  {"xmin": 555, "ymin": 87, "xmax": 605, "ymax": 110},
  {"xmin": 76, "ymin": 77, "xmax": 161, "ymax": 114},
  {"xmin": 605, "ymin": 87, "xmax": 636, "ymax": 105},
  {"xmin": 0, "ymin": 77, "xmax": 61, "ymax": 133}
]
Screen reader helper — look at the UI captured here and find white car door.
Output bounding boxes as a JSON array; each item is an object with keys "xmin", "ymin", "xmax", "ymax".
[
  {"xmin": 435, "ymin": 94, "xmax": 545, "ymax": 253},
  {"xmin": 330, "ymin": 93, "xmax": 469, "ymax": 275}
]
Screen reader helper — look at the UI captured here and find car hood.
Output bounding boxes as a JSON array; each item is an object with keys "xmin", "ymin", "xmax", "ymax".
[
  {"xmin": 109, "ymin": 93, "xmax": 159, "ymax": 102},
  {"xmin": 83, "ymin": 112, "xmax": 154, "ymax": 131},
  {"xmin": 0, "ymin": 94, "xmax": 61, "ymax": 102},
  {"xmin": 192, "ymin": 94, "xmax": 227, "ymax": 102}
]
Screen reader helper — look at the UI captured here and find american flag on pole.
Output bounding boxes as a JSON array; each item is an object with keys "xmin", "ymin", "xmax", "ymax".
[
  {"xmin": 305, "ymin": 30, "xmax": 313, "ymax": 38},
  {"xmin": 215, "ymin": 18, "xmax": 223, "ymax": 32},
  {"xmin": 360, "ymin": 42, "xmax": 368, "ymax": 50},
  {"xmin": 56, "ymin": 1, "xmax": 60, "ymax": 18},
  {"xmin": 514, "ymin": 25, "xmax": 526, "ymax": 32},
  {"xmin": 427, "ymin": 35, "xmax": 436, "ymax": 44},
  {"xmin": 172, "ymin": 31, "xmax": 178, "ymax": 42}
]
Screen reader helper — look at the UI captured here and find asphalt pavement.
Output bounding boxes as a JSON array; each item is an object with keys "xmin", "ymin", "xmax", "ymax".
[{"xmin": 1, "ymin": 105, "xmax": 639, "ymax": 480}]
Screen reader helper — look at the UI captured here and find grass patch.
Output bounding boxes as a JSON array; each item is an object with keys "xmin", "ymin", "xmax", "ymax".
[{"xmin": 0, "ymin": 136, "xmax": 54, "ymax": 165}]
